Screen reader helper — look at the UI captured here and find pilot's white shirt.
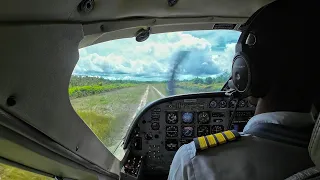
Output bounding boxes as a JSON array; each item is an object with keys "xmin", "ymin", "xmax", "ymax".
[{"xmin": 168, "ymin": 112, "xmax": 315, "ymax": 180}]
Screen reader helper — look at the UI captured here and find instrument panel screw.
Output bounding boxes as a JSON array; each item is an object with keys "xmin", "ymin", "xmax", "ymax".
[
  {"xmin": 78, "ymin": 0, "xmax": 94, "ymax": 14},
  {"xmin": 76, "ymin": 146, "xmax": 79, "ymax": 151},
  {"xmin": 135, "ymin": 28, "xmax": 151, "ymax": 42},
  {"xmin": 6, "ymin": 96, "xmax": 16, "ymax": 107},
  {"xmin": 100, "ymin": 25, "xmax": 105, "ymax": 32},
  {"xmin": 168, "ymin": 0, "xmax": 179, "ymax": 7}
]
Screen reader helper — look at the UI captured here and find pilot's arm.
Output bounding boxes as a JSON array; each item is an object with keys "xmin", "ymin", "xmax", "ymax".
[
  {"xmin": 168, "ymin": 142, "xmax": 196, "ymax": 180},
  {"xmin": 168, "ymin": 130, "xmax": 242, "ymax": 180},
  {"xmin": 168, "ymin": 125, "xmax": 314, "ymax": 180}
]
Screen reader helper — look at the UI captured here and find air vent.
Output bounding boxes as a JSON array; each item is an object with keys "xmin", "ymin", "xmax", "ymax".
[{"xmin": 212, "ymin": 24, "xmax": 236, "ymax": 30}]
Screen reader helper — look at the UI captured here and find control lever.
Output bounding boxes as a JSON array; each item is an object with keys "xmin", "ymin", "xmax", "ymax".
[
  {"xmin": 227, "ymin": 99, "xmax": 239, "ymax": 130},
  {"xmin": 225, "ymin": 88, "xmax": 237, "ymax": 97},
  {"xmin": 225, "ymin": 79, "xmax": 243, "ymax": 130},
  {"xmin": 225, "ymin": 80, "xmax": 241, "ymax": 98}
]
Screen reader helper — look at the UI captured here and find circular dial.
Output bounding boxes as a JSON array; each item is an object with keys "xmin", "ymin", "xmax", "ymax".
[
  {"xmin": 239, "ymin": 100, "xmax": 247, "ymax": 108},
  {"xmin": 151, "ymin": 122, "xmax": 160, "ymax": 130},
  {"xmin": 229, "ymin": 99, "xmax": 237, "ymax": 108},
  {"xmin": 182, "ymin": 112, "xmax": 193, "ymax": 123},
  {"xmin": 144, "ymin": 132, "xmax": 153, "ymax": 140},
  {"xmin": 197, "ymin": 125, "xmax": 210, "ymax": 137},
  {"xmin": 166, "ymin": 112, "xmax": 178, "ymax": 124},
  {"xmin": 182, "ymin": 127, "xmax": 194, "ymax": 137},
  {"xmin": 219, "ymin": 100, "xmax": 227, "ymax": 108},
  {"xmin": 210, "ymin": 100, "xmax": 217, "ymax": 108},
  {"xmin": 211, "ymin": 125, "xmax": 224, "ymax": 134},
  {"xmin": 166, "ymin": 126, "xmax": 178, "ymax": 137},
  {"xmin": 198, "ymin": 112, "xmax": 210, "ymax": 124}
]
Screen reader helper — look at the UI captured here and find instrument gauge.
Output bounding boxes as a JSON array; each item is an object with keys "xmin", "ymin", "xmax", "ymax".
[
  {"xmin": 219, "ymin": 100, "xmax": 227, "ymax": 108},
  {"xmin": 182, "ymin": 112, "xmax": 194, "ymax": 123},
  {"xmin": 144, "ymin": 132, "xmax": 153, "ymax": 140},
  {"xmin": 151, "ymin": 122, "xmax": 160, "ymax": 130},
  {"xmin": 229, "ymin": 99, "xmax": 237, "ymax": 108},
  {"xmin": 211, "ymin": 125, "xmax": 224, "ymax": 134},
  {"xmin": 182, "ymin": 127, "xmax": 194, "ymax": 137},
  {"xmin": 210, "ymin": 100, "xmax": 217, "ymax": 108},
  {"xmin": 165, "ymin": 139, "xmax": 179, "ymax": 151},
  {"xmin": 166, "ymin": 112, "xmax": 178, "ymax": 124},
  {"xmin": 239, "ymin": 100, "xmax": 247, "ymax": 108},
  {"xmin": 197, "ymin": 125, "xmax": 210, "ymax": 137},
  {"xmin": 198, "ymin": 112, "xmax": 210, "ymax": 124},
  {"xmin": 166, "ymin": 126, "xmax": 178, "ymax": 137}
]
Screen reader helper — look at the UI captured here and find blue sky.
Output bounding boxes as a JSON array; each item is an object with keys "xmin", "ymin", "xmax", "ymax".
[{"xmin": 74, "ymin": 30, "xmax": 240, "ymax": 81}]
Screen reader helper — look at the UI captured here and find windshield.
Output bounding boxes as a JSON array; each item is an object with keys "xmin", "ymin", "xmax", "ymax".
[{"xmin": 70, "ymin": 30, "xmax": 240, "ymax": 159}]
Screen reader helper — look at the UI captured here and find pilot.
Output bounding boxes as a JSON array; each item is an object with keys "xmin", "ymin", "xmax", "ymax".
[{"xmin": 168, "ymin": 0, "xmax": 318, "ymax": 180}]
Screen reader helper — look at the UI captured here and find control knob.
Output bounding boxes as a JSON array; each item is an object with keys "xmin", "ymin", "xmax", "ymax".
[
  {"xmin": 151, "ymin": 122, "xmax": 160, "ymax": 130},
  {"xmin": 145, "ymin": 132, "xmax": 153, "ymax": 140}
]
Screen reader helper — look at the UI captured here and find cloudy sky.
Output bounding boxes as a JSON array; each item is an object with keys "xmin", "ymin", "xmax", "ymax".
[{"xmin": 74, "ymin": 30, "xmax": 240, "ymax": 81}]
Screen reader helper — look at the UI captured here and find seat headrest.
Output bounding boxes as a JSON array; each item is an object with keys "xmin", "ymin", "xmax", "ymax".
[{"xmin": 309, "ymin": 115, "xmax": 320, "ymax": 168}]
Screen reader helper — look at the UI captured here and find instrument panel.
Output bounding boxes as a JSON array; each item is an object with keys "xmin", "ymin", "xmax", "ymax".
[{"xmin": 123, "ymin": 92, "xmax": 255, "ymax": 175}]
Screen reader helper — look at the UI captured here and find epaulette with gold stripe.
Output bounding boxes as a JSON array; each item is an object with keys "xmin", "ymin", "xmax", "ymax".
[{"xmin": 193, "ymin": 130, "xmax": 240, "ymax": 151}]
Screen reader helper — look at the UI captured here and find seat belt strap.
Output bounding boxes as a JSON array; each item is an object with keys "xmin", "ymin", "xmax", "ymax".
[{"xmin": 285, "ymin": 167, "xmax": 320, "ymax": 180}]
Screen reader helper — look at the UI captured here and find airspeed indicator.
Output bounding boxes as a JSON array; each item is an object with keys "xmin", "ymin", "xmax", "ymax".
[{"xmin": 198, "ymin": 112, "xmax": 210, "ymax": 124}]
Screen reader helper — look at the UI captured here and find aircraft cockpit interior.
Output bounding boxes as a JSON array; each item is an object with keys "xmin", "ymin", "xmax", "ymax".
[{"xmin": 0, "ymin": 0, "xmax": 319, "ymax": 180}]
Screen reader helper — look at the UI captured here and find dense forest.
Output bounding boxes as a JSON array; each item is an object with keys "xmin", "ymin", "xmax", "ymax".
[
  {"xmin": 69, "ymin": 72, "xmax": 230, "ymax": 98},
  {"xmin": 69, "ymin": 76, "xmax": 139, "ymax": 98},
  {"xmin": 178, "ymin": 71, "xmax": 229, "ymax": 84},
  {"xmin": 176, "ymin": 72, "xmax": 230, "ymax": 92},
  {"xmin": 69, "ymin": 76, "xmax": 145, "ymax": 87}
]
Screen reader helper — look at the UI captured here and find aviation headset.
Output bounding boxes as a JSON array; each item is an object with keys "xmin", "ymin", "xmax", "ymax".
[{"xmin": 231, "ymin": 6, "xmax": 271, "ymax": 98}]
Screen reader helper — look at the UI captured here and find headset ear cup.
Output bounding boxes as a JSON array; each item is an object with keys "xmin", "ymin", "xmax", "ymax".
[
  {"xmin": 232, "ymin": 52, "xmax": 269, "ymax": 98},
  {"xmin": 232, "ymin": 53, "xmax": 251, "ymax": 95}
]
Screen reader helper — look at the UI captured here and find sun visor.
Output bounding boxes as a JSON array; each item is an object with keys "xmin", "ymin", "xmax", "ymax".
[{"xmin": 309, "ymin": 115, "xmax": 320, "ymax": 168}]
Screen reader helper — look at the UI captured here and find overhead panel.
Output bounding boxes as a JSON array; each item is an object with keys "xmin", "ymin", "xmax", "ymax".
[{"xmin": 0, "ymin": 0, "xmax": 273, "ymax": 22}]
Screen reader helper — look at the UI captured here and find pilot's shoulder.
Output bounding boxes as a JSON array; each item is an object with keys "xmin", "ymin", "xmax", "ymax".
[
  {"xmin": 174, "ymin": 141, "xmax": 197, "ymax": 161},
  {"xmin": 193, "ymin": 130, "xmax": 242, "ymax": 152},
  {"xmin": 169, "ymin": 130, "xmax": 246, "ymax": 179},
  {"xmin": 172, "ymin": 130, "xmax": 245, "ymax": 164}
]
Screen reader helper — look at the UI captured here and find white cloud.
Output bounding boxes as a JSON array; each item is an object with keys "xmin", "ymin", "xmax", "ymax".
[
  {"xmin": 212, "ymin": 43, "xmax": 237, "ymax": 72},
  {"xmin": 74, "ymin": 31, "xmax": 240, "ymax": 80}
]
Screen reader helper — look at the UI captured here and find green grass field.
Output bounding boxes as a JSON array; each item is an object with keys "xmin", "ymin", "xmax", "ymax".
[
  {"xmin": 0, "ymin": 164, "xmax": 52, "ymax": 180},
  {"xmin": 69, "ymin": 83, "xmax": 137, "ymax": 98},
  {"xmin": 71, "ymin": 85, "xmax": 150, "ymax": 150}
]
